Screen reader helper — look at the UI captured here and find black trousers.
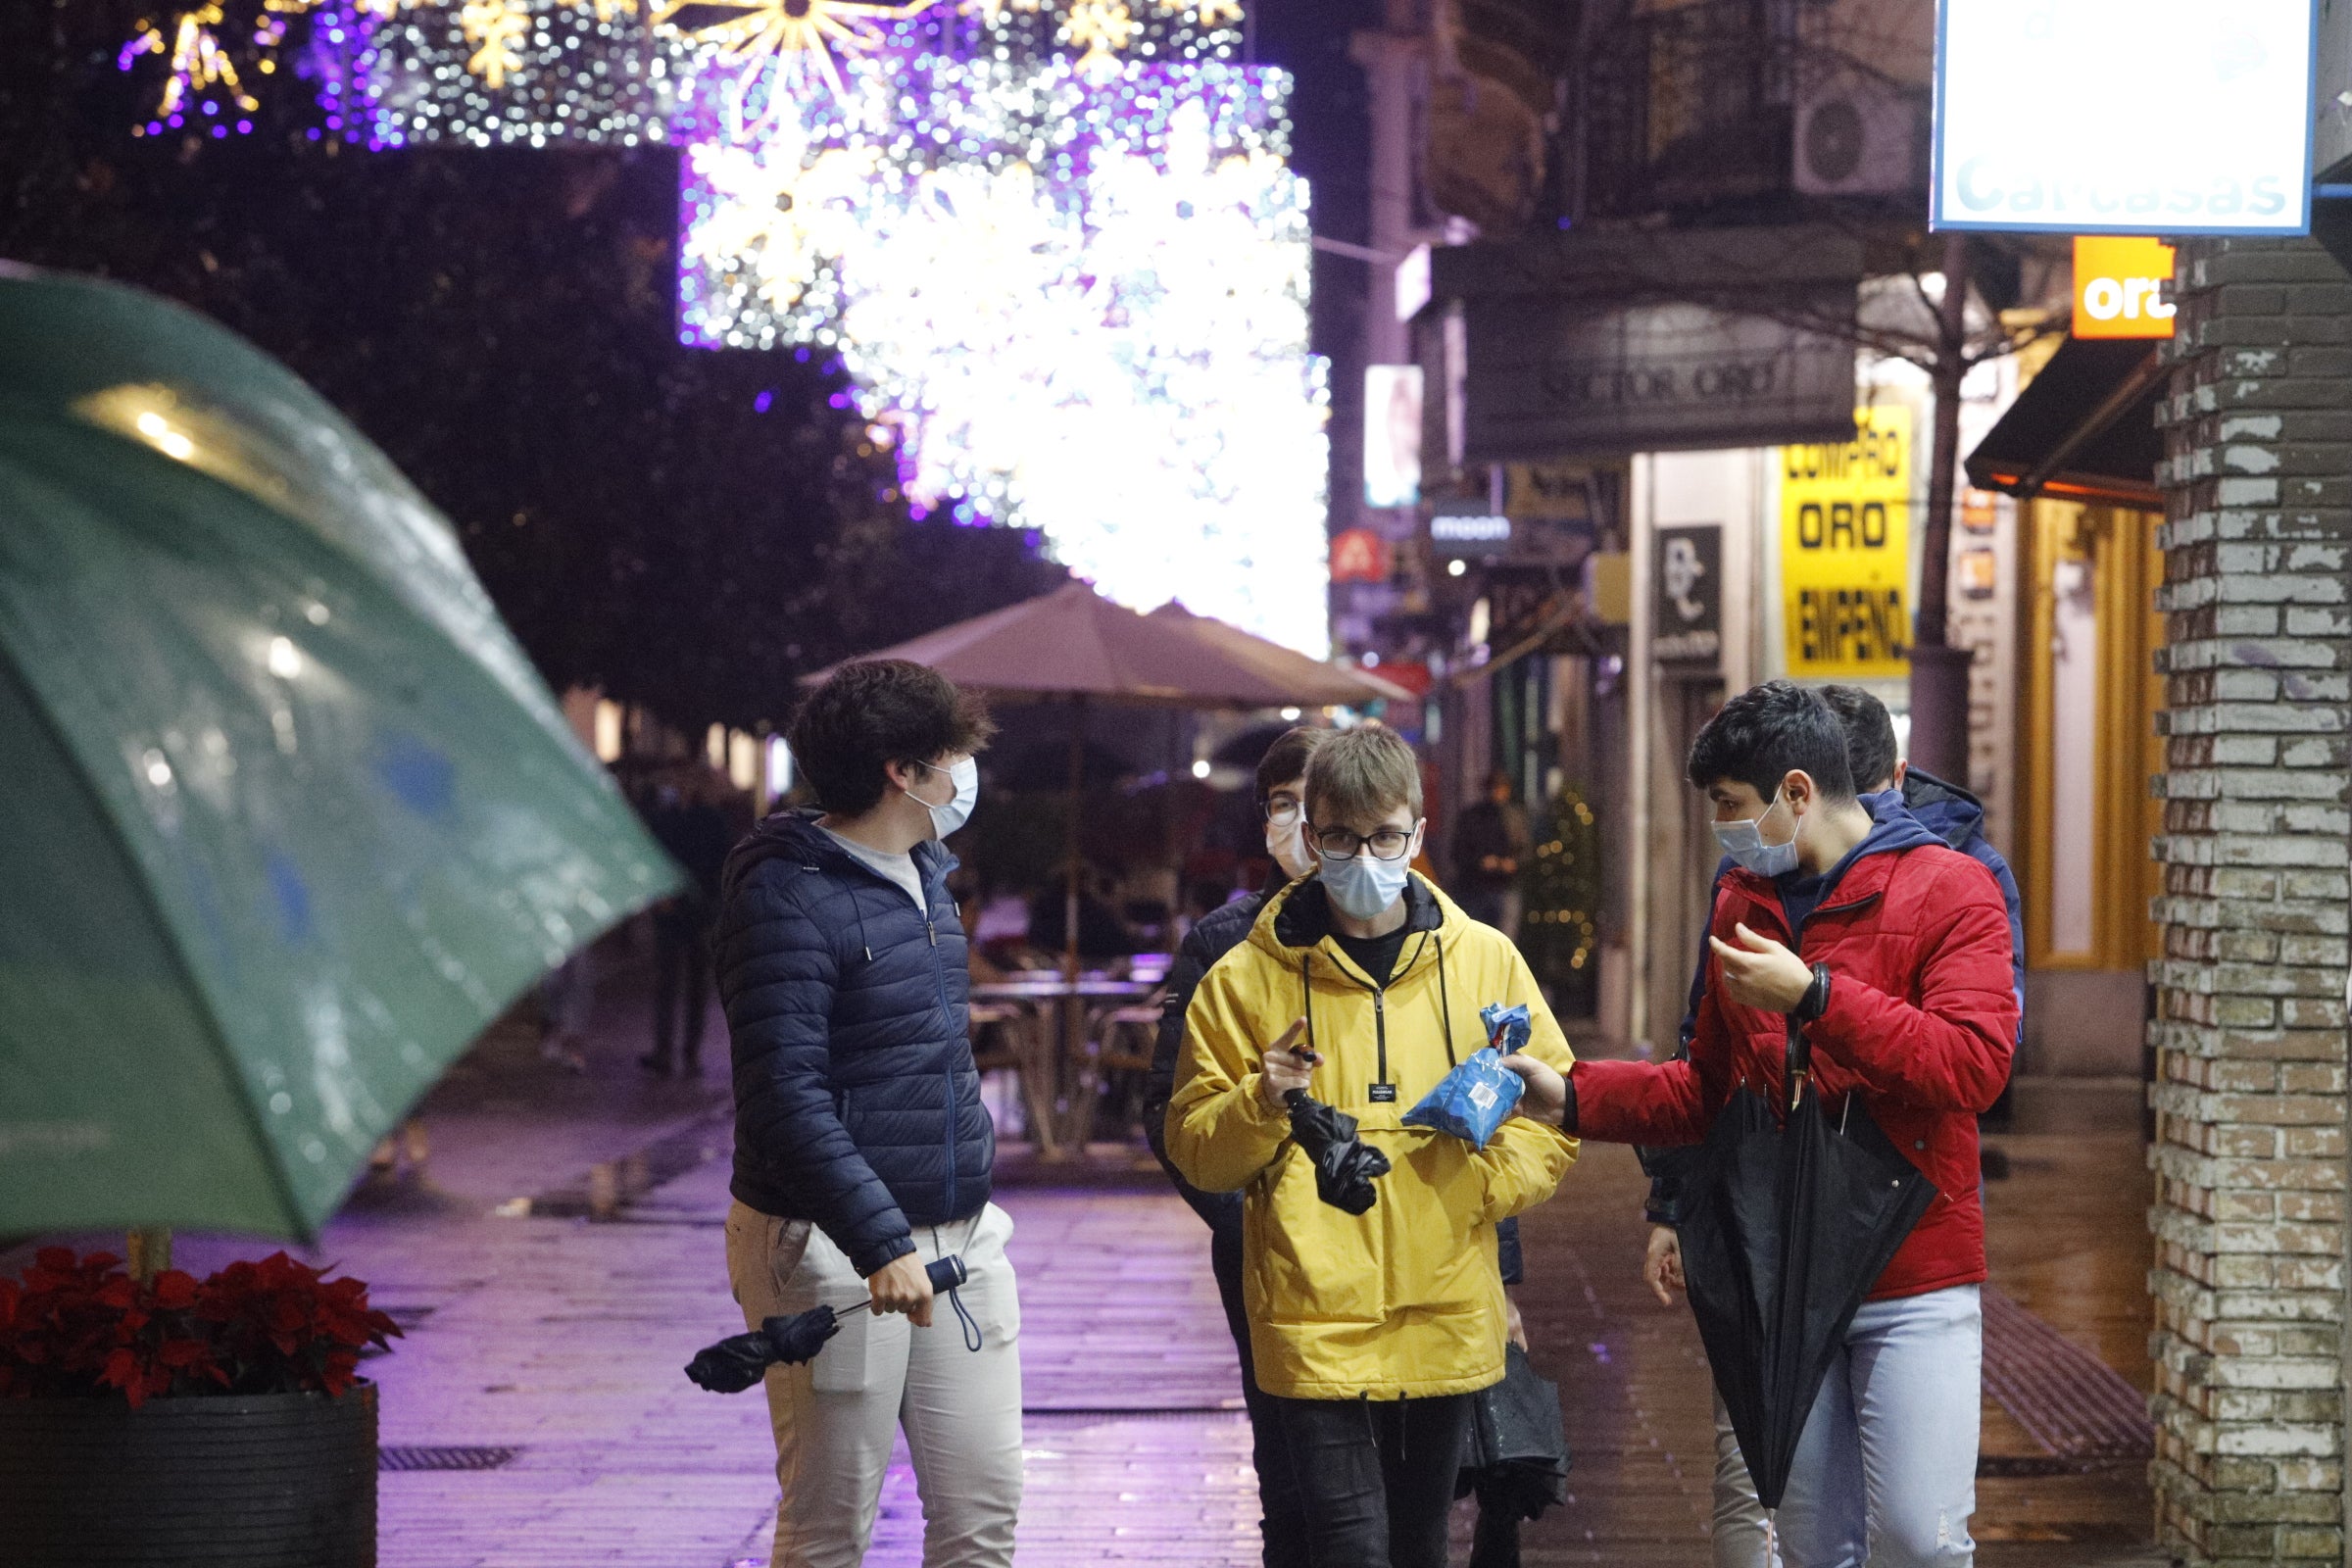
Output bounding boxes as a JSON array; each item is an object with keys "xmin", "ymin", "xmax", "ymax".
[
  {"xmin": 1209, "ymin": 1216, "xmax": 1314, "ymax": 1568},
  {"xmin": 651, "ymin": 913, "xmax": 710, "ymax": 1067},
  {"xmin": 1268, "ymin": 1390, "xmax": 1472, "ymax": 1568}
]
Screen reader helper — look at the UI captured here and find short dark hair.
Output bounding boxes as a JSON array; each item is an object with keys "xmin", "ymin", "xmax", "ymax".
[
  {"xmin": 1818, "ymin": 685, "xmax": 1899, "ymax": 793},
  {"xmin": 1686, "ymin": 679, "xmax": 1855, "ymax": 804},
  {"xmin": 787, "ymin": 660, "xmax": 995, "ymax": 816},
  {"xmin": 1256, "ymin": 726, "xmax": 1328, "ymax": 804}
]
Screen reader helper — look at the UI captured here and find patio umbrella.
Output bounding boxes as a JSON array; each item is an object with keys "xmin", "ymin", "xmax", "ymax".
[
  {"xmin": 0, "ymin": 270, "xmax": 679, "ymax": 1242},
  {"xmin": 1674, "ymin": 1021, "xmax": 1936, "ymax": 1508},
  {"xmin": 810, "ymin": 582, "xmax": 1403, "ymax": 1099}
]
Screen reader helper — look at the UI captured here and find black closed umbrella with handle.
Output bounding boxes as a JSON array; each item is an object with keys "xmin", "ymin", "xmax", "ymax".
[
  {"xmin": 686, "ymin": 1254, "xmax": 972, "ymax": 1393},
  {"xmin": 1284, "ymin": 1088, "xmax": 1390, "ymax": 1214},
  {"xmin": 1674, "ymin": 1019, "xmax": 1937, "ymax": 1509}
]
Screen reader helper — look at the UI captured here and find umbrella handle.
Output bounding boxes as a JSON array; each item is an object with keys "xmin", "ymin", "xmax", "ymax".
[{"xmin": 1788, "ymin": 1068, "xmax": 1809, "ymax": 1115}]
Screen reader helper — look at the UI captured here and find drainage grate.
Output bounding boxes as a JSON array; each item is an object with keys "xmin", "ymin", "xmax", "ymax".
[
  {"xmin": 1981, "ymin": 1287, "xmax": 2153, "ymax": 1463},
  {"xmin": 379, "ymin": 1446, "xmax": 519, "ymax": 1472},
  {"xmin": 1976, "ymin": 1454, "xmax": 2123, "ymax": 1479},
  {"xmin": 1022, "ymin": 1407, "xmax": 1245, "ymax": 1427}
]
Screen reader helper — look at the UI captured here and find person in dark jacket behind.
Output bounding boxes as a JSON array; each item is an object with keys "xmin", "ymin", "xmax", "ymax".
[
  {"xmin": 1142, "ymin": 727, "xmax": 1532, "ymax": 1568},
  {"xmin": 714, "ymin": 659, "xmax": 1019, "ymax": 1568},
  {"xmin": 640, "ymin": 766, "xmax": 736, "ymax": 1079}
]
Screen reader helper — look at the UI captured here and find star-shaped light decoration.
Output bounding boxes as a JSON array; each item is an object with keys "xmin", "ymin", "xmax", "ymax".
[
  {"xmin": 461, "ymin": 0, "xmax": 532, "ymax": 86},
  {"xmin": 123, "ymin": 2, "xmax": 260, "ymax": 120},
  {"xmin": 1192, "ymin": 0, "xmax": 1241, "ymax": 24},
  {"xmin": 656, "ymin": 0, "xmax": 937, "ymax": 131},
  {"xmin": 1063, "ymin": 0, "xmax": 1137, "ymax": 74}
]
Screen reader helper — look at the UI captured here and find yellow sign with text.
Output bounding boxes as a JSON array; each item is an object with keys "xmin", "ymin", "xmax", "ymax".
[{"xmin": 1781, "ymin": 407, "xmax": 1911, "ymax": 678}]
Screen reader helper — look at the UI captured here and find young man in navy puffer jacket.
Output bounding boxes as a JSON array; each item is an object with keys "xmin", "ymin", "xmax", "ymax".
[{"xmin": 715, "ymin": 659, "xmax": 1017, "ymax": 1568}]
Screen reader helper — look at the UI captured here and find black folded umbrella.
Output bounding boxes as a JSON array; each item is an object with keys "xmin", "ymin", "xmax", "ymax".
[
  {"xmin": 1454, "ymin": 1342, "xmax": 1571, "ymax": 1520},
  {"xmin": 1675, "ymin": 1020, "xmax": 1937, "ymax": 1508},
  {"xmin": 686, "ymin": 1253, "xmax": 970, "ymax": 1393},
  {"xmin": 1285, "ymin": 1088, "xmax": 1389, "ymax": 1214}
]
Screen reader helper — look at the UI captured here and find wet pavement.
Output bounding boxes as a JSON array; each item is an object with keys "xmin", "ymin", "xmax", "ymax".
[{"xmin": 5, "ymin": 947, "xmax": 2167, "ymax": 1566}]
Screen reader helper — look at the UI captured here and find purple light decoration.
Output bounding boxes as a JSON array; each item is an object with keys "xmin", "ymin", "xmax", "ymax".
[{"xmin": 753, "ymin": 390, "xmax": 773, "ymax": 413}]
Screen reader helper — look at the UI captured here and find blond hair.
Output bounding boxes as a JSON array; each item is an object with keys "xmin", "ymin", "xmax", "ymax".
[{"xmin": 1304, "ymin": 725, "xmax": 1423, "ymax": 826}]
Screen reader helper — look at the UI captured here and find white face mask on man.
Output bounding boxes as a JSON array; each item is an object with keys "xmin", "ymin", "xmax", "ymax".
[
  {"xmin": 1712, "ymin": 786, "xmax": 1798, "ymax": 878},
  {"xmin": 906, "ymin": 757, "xmax": 979, "ymax": 840}
]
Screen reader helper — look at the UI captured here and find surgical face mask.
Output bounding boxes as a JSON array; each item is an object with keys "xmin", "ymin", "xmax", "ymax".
[
  {"xmin": 907, "ymin": 757, "xmax": 978, "ymax": 840},
  {"xmin": 1318, "ymin": 839, "xmax": 1414, "ymax": 920},
  {"xmin": 1713, "ymin": 788, "xmax": 1798, "ymax": 878},
  {"xmin": 1264, "ymin": 795, "xmax": 1315, "ymax": 880}
]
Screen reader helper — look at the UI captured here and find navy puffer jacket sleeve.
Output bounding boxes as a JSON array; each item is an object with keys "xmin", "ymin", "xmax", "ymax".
[{"xmin": 722, "ymin": 859, "xmax": 915, "ymax": 1277}]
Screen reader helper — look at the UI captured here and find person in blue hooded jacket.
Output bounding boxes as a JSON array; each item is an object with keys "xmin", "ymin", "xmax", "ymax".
[
  {"xmin": 1640, "ymin": 683, "xmax": 2023, "ymax": 1568},
  {"xmin": 714, "ymin": 659, "xmax": 1019, "ymax": 1568}
]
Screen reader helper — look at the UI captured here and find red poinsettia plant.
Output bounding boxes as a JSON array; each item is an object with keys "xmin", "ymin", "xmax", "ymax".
[{"xmin": 0, "ymin": 1249, "xmax": 400, "ymax": 1409}]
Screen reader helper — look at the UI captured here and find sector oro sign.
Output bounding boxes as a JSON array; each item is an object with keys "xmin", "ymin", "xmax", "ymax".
[{"xmin": 1934, "ymin": 0, "xmax": 2317, "ymax": 236}]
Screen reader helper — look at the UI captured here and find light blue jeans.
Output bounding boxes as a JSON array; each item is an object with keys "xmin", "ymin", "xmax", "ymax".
[{"xmin": 1777, "ymin": 1283, "xmax": 1982, "ymax": 1568}]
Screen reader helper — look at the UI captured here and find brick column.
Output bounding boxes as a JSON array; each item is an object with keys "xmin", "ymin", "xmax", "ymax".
[{"xmin": 2150, "ymin": 232, "xmax": 2352, "ymax": 1564}]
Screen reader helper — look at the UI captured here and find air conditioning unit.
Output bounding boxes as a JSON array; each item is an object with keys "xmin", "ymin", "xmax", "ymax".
[{"xmin": 1793, "ymin": 69, "xmax": 1923, "ymax": 198}]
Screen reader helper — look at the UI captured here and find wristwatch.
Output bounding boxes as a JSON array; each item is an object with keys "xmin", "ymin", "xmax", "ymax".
[{"xmin": 1790, "ymin": 963, "xmax": 1833, "ymax": 1024}]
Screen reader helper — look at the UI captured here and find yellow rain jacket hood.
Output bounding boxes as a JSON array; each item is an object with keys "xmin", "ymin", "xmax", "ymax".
[{"xmin": 1166, "ymin": 873, "xmax": 1578, "ymax": 1400}]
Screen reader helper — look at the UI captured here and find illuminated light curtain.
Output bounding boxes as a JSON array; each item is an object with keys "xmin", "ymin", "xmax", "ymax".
[{"xmin": 674, "ymin": 20, "xmax": 1331, "ymax": 656}]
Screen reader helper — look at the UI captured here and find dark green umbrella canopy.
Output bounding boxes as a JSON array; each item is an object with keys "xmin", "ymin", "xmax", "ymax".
[{"xmin": 0, "ymin": 270, "xmax": 680, "ymax": 1241}]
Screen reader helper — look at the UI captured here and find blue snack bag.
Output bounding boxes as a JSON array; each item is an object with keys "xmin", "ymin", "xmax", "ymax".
[
  {"xmin": 1401, "ymin": 1004, "xmax": 1531, "ymax": 1150},
  {"xmin": 1480, "ymin": 1002, "xmax": 1532, "ymax": 1056}
]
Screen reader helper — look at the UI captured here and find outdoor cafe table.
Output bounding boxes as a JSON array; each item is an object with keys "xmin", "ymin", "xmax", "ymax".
[{"xmin": 969, "ymin": 974, "xmax": 1160, "ymax": 1158}]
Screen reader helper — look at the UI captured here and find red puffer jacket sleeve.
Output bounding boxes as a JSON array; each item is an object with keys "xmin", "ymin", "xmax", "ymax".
[
  {"xmin": 1568, "ymin": 965, "xmax": 1740, "ymax": 1146},
  {"xmin": 1805, "ymin": 858, "xmax": 2015, "ymax": 1113}
]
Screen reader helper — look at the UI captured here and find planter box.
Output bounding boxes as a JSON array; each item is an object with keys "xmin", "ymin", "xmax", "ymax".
[{"xmin": 0, "ymin": 1384, "xmax": 375, "ymax": 1566}]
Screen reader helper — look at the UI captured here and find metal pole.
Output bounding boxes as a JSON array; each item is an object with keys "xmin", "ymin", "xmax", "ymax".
[
  {"xmin": 1627, "ymin": 455, "xmax": 1653, "ymax": 1052},
  {"xmin": 1059, "ymin": 696, "xmax": 1086, "ymax": 1156}
]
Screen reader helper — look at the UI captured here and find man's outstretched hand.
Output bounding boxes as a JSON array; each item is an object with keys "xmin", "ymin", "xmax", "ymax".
[
  {"xmin": 1498, "ymin": 1053, "xmax": 1567, "ymax": 1128},
  {"xmin": 1709, "ymin": 922, "xmax": 1813, "ymax": 1013}
]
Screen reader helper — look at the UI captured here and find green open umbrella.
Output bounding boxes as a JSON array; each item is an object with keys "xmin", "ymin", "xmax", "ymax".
[{"xmin": 0, "ymin": 270, "xmax": 680, "ymax": 1241}]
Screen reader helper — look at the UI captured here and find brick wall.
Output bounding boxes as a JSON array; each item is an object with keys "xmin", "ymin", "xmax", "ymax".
[{"xmin": 2150, "ymin": 232, "xmax": 2352, "ymax": 1563}]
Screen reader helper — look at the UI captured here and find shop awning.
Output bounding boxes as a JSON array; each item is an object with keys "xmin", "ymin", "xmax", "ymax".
[{"xmin": 1965, "ymin": 336, "xmax": 2166, "ymax": 508}]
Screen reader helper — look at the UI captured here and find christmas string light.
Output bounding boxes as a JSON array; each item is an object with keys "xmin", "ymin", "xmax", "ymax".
[
  {"xmin": 365, "ymin": 0, "xmax": 683, "ymax": 147},
  {"xmin": 123, "ymin": 1, "xmax": 266, "ymax": 130}
]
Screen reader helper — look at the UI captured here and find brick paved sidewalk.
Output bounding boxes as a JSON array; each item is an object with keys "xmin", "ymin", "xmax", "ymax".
[{"xmin": 5, "ymin": 951, "xmax": 2166, "ymax": 1566}]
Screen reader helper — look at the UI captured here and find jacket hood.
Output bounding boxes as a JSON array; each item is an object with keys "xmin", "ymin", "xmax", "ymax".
[
  {"xmin": 1261, "ymin": 870, "xmax": 1448, "ymax": 954},
  {"xmin": 1896, "ymin": 767, "xmax": 1985, "ymax": 855},
  {"xmin": 720, "ymin": 807, "xmax": 956, "ymax": 904}
]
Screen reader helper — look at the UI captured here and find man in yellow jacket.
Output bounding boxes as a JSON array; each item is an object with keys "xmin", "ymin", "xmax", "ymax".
[{"xmin": 1167, "ymin": 726, "xmax": 1579, "ymax": 1568}]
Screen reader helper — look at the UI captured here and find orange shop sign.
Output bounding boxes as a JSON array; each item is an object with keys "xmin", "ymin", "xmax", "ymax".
[{"xmin": 2073, "ymin": 235, "xmax": 2175, "ymax": 339}]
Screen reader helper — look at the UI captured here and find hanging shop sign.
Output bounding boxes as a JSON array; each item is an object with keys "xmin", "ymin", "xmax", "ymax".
[
  {"xmin": 1652, "ymin": 523, "xmax": 1724, "ymax": 668},
  {"xmin": 1330, "ymin": 527, "xmax": 1395, "ymax": 584},
  {"xmin": 1429, "ymin": 501, "xmax": 1594, "ymax": 566},
  {"xmin": 2072, "ymin": 235, "xmax": 2177, "ymax": 339},
  {"xmin": 1781, "ymin": 406, "xmax": 1912, "ymax": 678},
  {"xmin": 1364, "ymin": 366, "xmax": 1424, "ymax": 509},
  {"xmin": 1934, "ymin": 0, "xmax": 2316, "ymax": 236},
  {"xmin": 1462, "ymin": 297, "xmax": 1859, "ymax": 460}
]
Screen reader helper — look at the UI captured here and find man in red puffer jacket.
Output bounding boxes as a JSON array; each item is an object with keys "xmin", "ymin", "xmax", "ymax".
[{"xmin": 1505, "ymin": 680, "xmax": 2016, "ymax": 1568}]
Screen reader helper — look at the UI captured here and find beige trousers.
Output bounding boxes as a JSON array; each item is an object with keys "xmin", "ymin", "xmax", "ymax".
[{"xmin": 724, "ymin": 1200, "xmax": 1024, "ymax": 1568}]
